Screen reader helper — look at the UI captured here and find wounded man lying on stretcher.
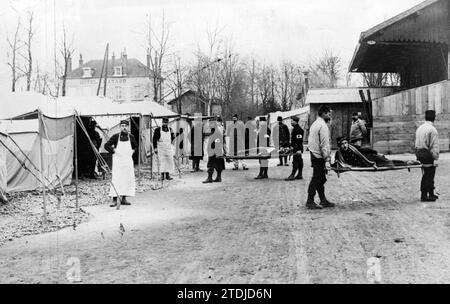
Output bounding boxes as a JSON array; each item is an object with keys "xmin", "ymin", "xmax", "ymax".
[{"xmin": 331, "ymin": 136, "xmax": 421, "ymax": 169}]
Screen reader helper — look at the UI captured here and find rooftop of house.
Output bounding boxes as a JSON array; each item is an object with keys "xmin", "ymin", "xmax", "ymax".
[{"xmin": 67, "ymin": 56, "xmax": 152, "ymax": 79}]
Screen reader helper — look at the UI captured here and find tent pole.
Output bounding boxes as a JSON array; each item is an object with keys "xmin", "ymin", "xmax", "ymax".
[
  {"xmin": 38, "ymin": 111, "xmax": 47, "ymax": 224},
  {"xmin": 74, "ymin": 114, "xmax": 79, "ymax": 212},
  {"xmin": 149, "ymin": 114, "xmax": 153, "ymax": 180},
  {"xmin": 138, "ymin": 115, "xmax": 142, "ymax": 181}
]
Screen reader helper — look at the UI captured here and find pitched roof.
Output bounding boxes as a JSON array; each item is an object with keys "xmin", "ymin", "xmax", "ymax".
[
  {"xmin": 167, "ymin": 90, "xmax": 206, "ymax": 105},
  {"xmin": 67, "ymin": 58, "xmax": 151, "ymax": 79},
  {"xmin": 359, "ymin": 0, "xmax": 442, "ymax": 42},
  {"xmin": 306, "ymin": 87, "xmax": 397, "ymax": 104}
]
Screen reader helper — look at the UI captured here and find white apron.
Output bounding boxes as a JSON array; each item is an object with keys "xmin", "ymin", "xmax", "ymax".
[
  {"xmin": 158, "ymin": 129, "xmax": 174, "ymax": 173},
  {"xmin": 109, "ymin": 137, "xmax": 136, "ymax": 197}
]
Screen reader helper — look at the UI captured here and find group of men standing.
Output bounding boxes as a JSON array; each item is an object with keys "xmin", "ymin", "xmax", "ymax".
[{"xmin": 103, "ymin": 107, "xmax": 440, "ymax": 209}]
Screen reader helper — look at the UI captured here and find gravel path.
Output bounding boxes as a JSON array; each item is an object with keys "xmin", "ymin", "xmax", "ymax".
[{"xmin": 0, "ymin": 154, "xmax": 449, "ymax": 283}]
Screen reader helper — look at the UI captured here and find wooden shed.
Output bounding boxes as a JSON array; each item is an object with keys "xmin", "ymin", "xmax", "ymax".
[
  {"xmin": 306, "ymin": 88, "xmax": 395, "ymax": 148},
  {"xmin": 349, "ymin": 0, "xmax": 450, "ymax": 154}
]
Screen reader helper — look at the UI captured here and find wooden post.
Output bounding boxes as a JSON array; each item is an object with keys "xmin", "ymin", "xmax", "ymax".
[
  {"xmin": 38, "ymin": 111, "xmax": 47, "ymax": 224},
  {"xmin": 74, "ymin": 115, "xmax": 79, "ymax": 212},
  {"xmin": 138, "ymin": 115, "xmax": 142, "ymax": 180},
  {"xmin": 103, "ymin": 43, "xmax": 109, "ymax": 97},
  {"xmin": 149, "ymin": 114, "xmax": 153, "ymax": 180}
]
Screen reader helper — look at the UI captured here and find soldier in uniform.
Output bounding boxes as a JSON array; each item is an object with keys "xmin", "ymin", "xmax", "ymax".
[
  {"xmin": 203, "ymin": 116, "xmax": 227, "ymax": 183},
  {"xmin": 229, "ymin": 114, "xmax": 248, "ymax": 171},
  {"xmin": 255, "ymin": 117, "xmax": 271, "ymax": 180},
  {"xmin": 285, "ymin": 116, "xmax": 304, "ymax": 181},
  {"xmin": 273, "ymin": 116, "xmax": 290, "ymax": 166}
]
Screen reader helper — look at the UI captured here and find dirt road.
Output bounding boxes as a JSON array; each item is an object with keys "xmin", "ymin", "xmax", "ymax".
[{"xmin": 1, "ymin": 154, "xmax": 449, "ymax": 284}]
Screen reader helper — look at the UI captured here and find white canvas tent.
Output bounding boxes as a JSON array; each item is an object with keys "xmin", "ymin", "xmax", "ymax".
[
  {"xmin": 0, "ymin": 128, "xmax": 7, "ymax": 200},
  {"xmin": 0, "ymin": 91, "xmax": 178, "ymax": 193}
]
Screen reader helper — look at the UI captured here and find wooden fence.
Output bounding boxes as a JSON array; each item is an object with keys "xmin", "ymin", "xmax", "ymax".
[{"xmin": 372, "ymin": 80, "xmax": 450, "ymax": 154}]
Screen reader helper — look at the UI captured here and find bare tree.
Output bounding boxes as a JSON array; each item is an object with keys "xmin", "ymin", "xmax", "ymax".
[
  {"xmin": 59, "ymin": 25, "xmax": 75, "ymax": 97},
  {"xmin": 362, "ymin": 72, "xmax": 400, "ymax": 87},
  {"xmin": 166, "ymin": 57, "xmax": 190, "ymax": 113},
  {"xmin": 19, "ymin": 11, "xmax": 34, "ymax": 91},
  {"xmin": 6, "ymin": 16, "xmax": 24, "ymax": 92},
  {"xmin": 309, "ymin": 49, "xmax": 342, "ymax": 88},
  {"xmin": 146, "ymin": 12, "xmax": 172, "ymax": 104}
]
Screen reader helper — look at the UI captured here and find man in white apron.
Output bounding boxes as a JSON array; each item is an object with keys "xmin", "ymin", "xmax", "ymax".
[
  {"xmin": 104, "ymin": 120, "xmax": 137, "ymax": 207},
  {"xmin": 152, "ymin": 117, "xmax": 175, "ymax": 181}
]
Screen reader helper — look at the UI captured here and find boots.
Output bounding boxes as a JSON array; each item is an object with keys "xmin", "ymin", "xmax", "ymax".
[
  {"xmin": 254, "ymin": 168, "xmax": 264, "ymax": 180},
  {"xmin": 295, "ymin": 174, "xmax": 303, "ymax": 180},
  {"xmin": 165, "ymin": 172, "xmax": 173, "ymax": 181},
  {"xmin": 421, "ymin": 191, "xmax": 436, "ymax": 202},
  {"xmin": 318, "ymin": 190, "xmax": 335, "ymax": 208},
  {"xmin": 285, "ymin": 174, "xmax": 296, "ymax": 181},
  {"xmin": 121, "ymin": 196, "xmax": 131, "ymax": 205},
  {"xmin": 213, "ymin": 170, "xmax": 222, "ymax": 183},
  {"xmin": 203, "ymin": 169, "xmax": 214, "ymax": 184},
  {"xmin": 110, "ymin": 197, "xmax": 118, "ymax": 207},
  {"xmin": 305, "ymin": 194, "xmax": 323, "ymax": 210},
  {"xmin": 262, "ymin": 168, "xmax": 269, "ymax": 179},
  {"xmin": 161, "ymin": 173, "xmax": 165, "ymax": 181},
  {"xmin": 429, "ymin": 189, "xmax": 439, "ymax": 201}
]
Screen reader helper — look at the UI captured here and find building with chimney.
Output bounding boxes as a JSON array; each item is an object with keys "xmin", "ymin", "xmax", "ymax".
[{"xmin": 65, "ymin": 49, "xmax": 157, "ymax": 102}]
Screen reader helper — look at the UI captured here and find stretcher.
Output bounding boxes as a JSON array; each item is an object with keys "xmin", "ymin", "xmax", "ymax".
[
  {"xmin": 331, "ymin": 162, "xmax": 438, "ymax": 178},
  {"xmin": 220, "ymin": 147, "xmax": 294, "ymax": 160}
]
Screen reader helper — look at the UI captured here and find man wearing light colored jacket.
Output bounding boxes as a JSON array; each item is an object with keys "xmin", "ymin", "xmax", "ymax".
[
  {"xmin": 306, "ymin": 106, "xmax": 334, "ymax": 210},
  {"xmin": 415, "ymin": 110, "xmax": 439, "ymax": 202}
]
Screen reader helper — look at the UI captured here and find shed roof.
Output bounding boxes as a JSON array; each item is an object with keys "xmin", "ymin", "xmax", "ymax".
[
  {"xmin": 306, "ymin": 87, "xmax": 397, "ymax": 104},
  {"xmin": 349, "ymin": 0, "xmax": 449, "ymax": 73}
]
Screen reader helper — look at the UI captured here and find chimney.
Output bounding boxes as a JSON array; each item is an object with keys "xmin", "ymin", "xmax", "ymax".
[
  {"xmin": 122, "ymin": 48, "xmax": 128, "ymax": 75},
  {"xmin": 79, "ymin": 54, "xmax": 83, "ymax": 68},
  {"xmin": 67, "ymin": 53, "xmax": 72, "ymax": 73}
]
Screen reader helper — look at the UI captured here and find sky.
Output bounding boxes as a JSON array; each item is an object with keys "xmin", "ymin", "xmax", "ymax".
[{"xmin": 0, "ymin": 0, "xmax": 425, "ymax": 91}]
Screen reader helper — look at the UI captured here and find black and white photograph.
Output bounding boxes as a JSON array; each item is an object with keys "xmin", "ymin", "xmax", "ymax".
[{"xmin": 0, "ymin": 0, "xmax": 449, "ymax": 288}]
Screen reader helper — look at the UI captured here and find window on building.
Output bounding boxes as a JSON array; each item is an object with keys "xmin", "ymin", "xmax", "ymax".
[
  {"xmin": 113, "ymin": 66, "xmax": 123, "ymax": 77},
  {"xmin": 82, "ymin": 67, "xmax": 93, "ymax": 78},
  {"xmin": 133, "ymin": 85, "xmax": 144, "ymax": 100},
  {"xmin": 115, "ymin": 86, "xmax": 123, "ymax": 101}
]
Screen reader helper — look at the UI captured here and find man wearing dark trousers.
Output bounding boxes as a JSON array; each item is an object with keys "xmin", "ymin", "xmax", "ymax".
[
  {"xmin": 285, "ymin": 116, "xmax": 304, "ymax": 181},
  {"xmin": 306, "ymin": 106, "xmax": 334, "ymax": 210},
  {"xmin": 203, "ymin": 116, "xmax": 226, "ymax": 183},
  {"xmin": 415, "ymin": 110, "xmax": 439, "ymax": 202},
  {"xmin": 273, "ymin": 116, "xmax": 290, "ymax": 166}
]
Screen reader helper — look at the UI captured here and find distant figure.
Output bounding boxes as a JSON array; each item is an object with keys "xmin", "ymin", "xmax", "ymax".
[
  {"xmin": 306, "ymin": 106, "xmax": 333, "ymax": 210},
  {"xmin": 255, "ymin": 117, "xmax": 271, "ymax": 180},
  {"xmin": 415, "ymin": 110, "xmax": 439, "ymax": 202},
  {"xmin": 189, "ymin": 117, "xmax": 204, "ymax": 172},
  {"xmin": 104, "ymin": 120, "xmax": 137, "ymax": 207},
  {"xmin": 203, "ymin": 116, "xmax": 227, "ymax": 183},
  {"xmin": 153, "ymin": 117, "xmax": 176, "ymax": 181},
  {"xmin": 86, "ymin": 118, "xmax": 102, "ymax": 179},
  {"xmin": 285, "ymin": 116, "xmax": 304, "ymax": 181},
  {"xmin": 230, "ymin": 114, "xmax": 248, "ymax": 171},
  {"xmin": 273, "ymin": 116, "xmax": 290, "ymax": 167},
  {"xmin": 350, "ymin": 112, "xmax": 367, "ymax": 147}
]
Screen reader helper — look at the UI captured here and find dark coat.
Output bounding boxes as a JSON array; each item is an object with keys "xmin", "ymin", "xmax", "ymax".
[
  {"xmin": 273, "ymin": 122, "xmax": 290, "ymax": 148},
  {"xmin": 152, "ymin": 127, "xmax": 175, "ymax": 149},
  {"xmin": 104, "ymin": 132, "xmax": 137, "ymax": 154},
  {"xmin": 291, "ymin": 124, "xmax": 304, "ymax": 153},
  {"xmin": 206, "ymin": 125, "xmax": 226, "ymax": 170},
  {"xmin": 189, "ymin": 124, "xmax": 205, "ymax": 159}
]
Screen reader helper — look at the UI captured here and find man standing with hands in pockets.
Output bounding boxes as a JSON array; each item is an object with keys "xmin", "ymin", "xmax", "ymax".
[{"xmin": 306, "ymin": 106, "xmax": 334, "ymax": 210}]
